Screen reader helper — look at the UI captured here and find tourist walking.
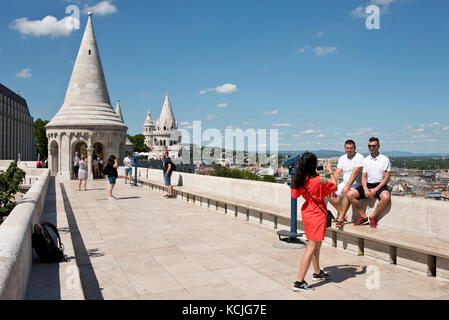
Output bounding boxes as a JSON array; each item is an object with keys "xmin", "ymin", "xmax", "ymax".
[
  {"xmin": 104, "ymin": 155, "xmax": 119, "ymax": 200},
  {"xmin": 123, "ymin": 152, "xmax": 134, "ymax": 184},
  {"xmin": 290, "ymin": 153, "xmax": 337, "ymax": 292},
  {"xmin": 78, "ymin": 155, "xmax": 88, "ymax": 191},
  {"xmin": 73, "ymin": 152, "xmax": 80, "ymax": 180}
]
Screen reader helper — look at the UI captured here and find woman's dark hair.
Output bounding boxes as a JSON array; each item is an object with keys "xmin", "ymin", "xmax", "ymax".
[
  {"xmin": 291, "ymin": 152, "xmax": 318, "ymax": 189},
  {"xmin": 107, "ymin": 155, "xmax": 116, "ymax": 166}
]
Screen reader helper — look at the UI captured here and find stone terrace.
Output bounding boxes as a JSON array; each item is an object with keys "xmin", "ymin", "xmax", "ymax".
[{"xmin": 26, "ymin": 178, "xmax": 449, "ymax": 300}]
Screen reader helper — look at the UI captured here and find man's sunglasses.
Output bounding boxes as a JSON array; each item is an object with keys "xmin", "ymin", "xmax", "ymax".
[{"xmin": 368, "ymin": 145, "xmax": 379, "ymax": 148}]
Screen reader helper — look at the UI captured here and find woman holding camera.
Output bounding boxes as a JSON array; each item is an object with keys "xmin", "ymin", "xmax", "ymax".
[
  {"xmin": 104, "ymin": 155, "xmax": 119, "ymax": 200},
  {"xmin": 291, "ymin": 153, "xmax": 337, "ymax": 291}
]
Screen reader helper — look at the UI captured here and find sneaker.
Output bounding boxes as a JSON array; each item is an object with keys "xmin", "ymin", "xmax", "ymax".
[
  {"xmin": 293, "ymin": 281, "xmax": 315, "ymax": 292},
  {"xmin": 312, "ymin": 270, "xmax": 330, "ymax": 281},
  {"xmin": 163, "ymin": 194, "xmax": 169, "ymax": 198},
  {"xmin": 354, "ymin": 217, "xmax": 368, "ymax": 226},
  {"xmin": 108, "ymin": 197, "xmax": 116, "ymax": 200},
  {"xmin": 370, "ymin": 217, "xmax": 377, "ymax": 228}
]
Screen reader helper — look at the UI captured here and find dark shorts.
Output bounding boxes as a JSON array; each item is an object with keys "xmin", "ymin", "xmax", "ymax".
[
  {"xmin": 108, "ymin": 177, "xmax": 117, "ymax": 185},
  {"xmin": 163, "ymin": 172, "xmax": 172, "ymax": 186},
  {"xmin": 73, "ymin": 166, "xmax": 79, "ymax": 176},
  {"xmin": 355, "ymin": 183, "xmax": 390, "ymax": 200}
]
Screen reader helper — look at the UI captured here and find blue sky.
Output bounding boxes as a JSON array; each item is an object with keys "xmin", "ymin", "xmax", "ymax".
[{"xmin": 1, "ymin": 0, "xmax": 448, "ymax": 153}]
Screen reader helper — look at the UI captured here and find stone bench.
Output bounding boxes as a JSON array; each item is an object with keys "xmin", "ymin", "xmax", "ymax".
[{"xmin": 137, "ymin": 176, "xmax": 449, "ymax": 281}]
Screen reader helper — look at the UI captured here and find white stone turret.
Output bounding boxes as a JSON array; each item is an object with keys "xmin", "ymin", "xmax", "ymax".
[
  {"xmin": 46, "ymin": 13, "xmax": 128, "ymax": 180},
  {"xmin": 115, "ymin": 99, "xmax": 124, "ymax": 123},
  {"xmin": 143, "ymin": 108, "xmax": 155, "ymax": 148},
  {"xmin": 156, "ymin": 94, "xmax": 177, "ymax": 131},
  {"xmin": 47, "ymin": 13, "xmax": 125, "ymax": 129},
  {"xmin": 142, "ymin": 94, "xmax": 181, "ymax": 159}
]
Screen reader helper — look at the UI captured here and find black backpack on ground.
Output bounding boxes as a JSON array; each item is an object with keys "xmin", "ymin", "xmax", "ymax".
[{"xmin": 32, "ymin": 222, "xmax": 66, "ymax": 263}]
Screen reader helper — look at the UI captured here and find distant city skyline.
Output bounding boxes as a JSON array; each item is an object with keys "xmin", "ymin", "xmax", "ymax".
[{"xmin": 1, "ymin": 0, "xmax": 448, "ymax": 154}]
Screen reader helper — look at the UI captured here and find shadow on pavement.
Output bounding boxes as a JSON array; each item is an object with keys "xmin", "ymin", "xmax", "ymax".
[{"xmin": 310, "ymin": 264, "xmax": 367, "ymax": 289}]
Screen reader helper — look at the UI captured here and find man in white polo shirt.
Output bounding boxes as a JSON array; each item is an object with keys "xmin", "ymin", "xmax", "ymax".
[
  {"xmin": 347, "ymin": 137, "xmax": 391, "ymax": 228},
  {"xmin": 327, "ymin": 140, "xmax": 364, "ymax": 229}
]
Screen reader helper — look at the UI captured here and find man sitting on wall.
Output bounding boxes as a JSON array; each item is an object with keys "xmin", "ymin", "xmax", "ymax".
[
  {"xmin": 347, "ymin": 137, "xmax": 391, "ymax": 228},
  {"xmin": 327, "ymin": 140, "xmax": 364, "ymax": 229}
]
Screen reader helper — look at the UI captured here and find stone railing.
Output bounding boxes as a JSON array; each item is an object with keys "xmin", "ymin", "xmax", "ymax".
[
  {"xmin": 0, "ymin": 169, "xmax": 51, "ymax": 300},
  {"xmin": 119, "ymin": 167, "xmax": 449, "ymax": 280}
]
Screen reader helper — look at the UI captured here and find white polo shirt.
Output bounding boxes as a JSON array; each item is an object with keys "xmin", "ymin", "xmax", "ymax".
[
  {"xmin": 362, "ymin": 153, "xmax": 391, "ymax": 184},
  {"xmin": 337, "ymin": 152, "xmax": 364, "ymax": 186}
]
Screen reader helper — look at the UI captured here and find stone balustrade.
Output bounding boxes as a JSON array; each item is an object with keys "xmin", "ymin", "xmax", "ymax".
[
  {"xmin": 0, "ymin": 169, "xmax": 51, "ymax": 299},
  {"xmin": 119, "ymin": 166, "xmax": 449, "ymax": 280}
]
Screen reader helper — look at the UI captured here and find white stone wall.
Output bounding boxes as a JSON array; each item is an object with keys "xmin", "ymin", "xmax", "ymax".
[
  {"xmin": 0, "ymin": 169, "xmax": 51, "ymax": 300},
  {"xmin": 122, "ymin": 167, "xmax": 449, "ymax": 242}
]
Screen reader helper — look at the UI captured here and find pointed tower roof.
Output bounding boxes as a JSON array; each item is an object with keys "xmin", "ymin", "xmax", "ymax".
[
  {"xmin": 158, "ymin": 94, "xmax": 175, "ymax": 124},
  {"xmin": 144, "ymin": 108, "xmax": 154, "ymax": 126},
  {"xmin": 47, "ymin": 13, "xmax": 126, "ymax": 128},
  {"xmin": 115, "ymin": 99, "xmax": 124, "ymax": 122}
]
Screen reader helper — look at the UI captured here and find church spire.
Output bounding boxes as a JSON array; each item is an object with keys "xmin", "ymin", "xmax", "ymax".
[
  {"xmin": 115, "ymin": 99, "xmax": 124, "ymax": 122},
  {"xmin": 47, "ymin": 13, "xmax": 126, "ymax": 128},
  {"xmin": 158, "ymin": 94, "xmax": 176, "ymax": 124}
]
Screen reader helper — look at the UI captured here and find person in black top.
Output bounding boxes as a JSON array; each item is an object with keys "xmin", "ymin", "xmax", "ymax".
[
  {"xmin": 162, "ymin": 151, "xmax": 174, "ymax": 198},
  {"xmin": 104, "ymin": 155, "xmax": 119, "ymax": 200}
]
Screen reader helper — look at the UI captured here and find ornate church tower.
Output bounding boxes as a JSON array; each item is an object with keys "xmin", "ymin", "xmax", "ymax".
[
  {"xmin": 142, "ymin": 94, "xmax": 181, "ymax": 158},
  {"xmin": 46, "ymin": 13, "xmax": 128, "ymax": 179},
  {"xmin": 143, "ymin": 108, "xmax": 155, "ymax": 149}
]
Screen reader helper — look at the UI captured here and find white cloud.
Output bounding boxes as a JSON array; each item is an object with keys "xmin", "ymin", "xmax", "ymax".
[
  {"xmin": 241, "ymin": 121, "xmax": 254, "ymax": 126},
  {"xmin": 302, "ymin": 129, "xmax": 316, "ymax": 135},
  {"xmin": 83, "ymin": 1, "xmax": 118, "ymax": 16},
  {"xmin": 297, "ymin": 45, "xmax": 310, "ymax": 54},
  {"xmin": 351, "ymin": 6, "xmax": 367, "ymax": 18},
  {"xmin": 205, "ymin": 114, "xmax": 219, "ymax": 120},
  {"xmin": 314, "ymin": 46, "xmax": 338, "ymax": 57},
  {"xmin": 316, "ymin": 134, "xmax": 326, "ymax": 138},
  {"xmin": 10, "ymin": 15, "xmax": 78, "ymax": 38},
  {"xmin": 273, "ymin": 123, "xmax": 293, "ymax": 127},
  {"xmin": 217, "ymin": 103, "xmax": 228, "ymax": 108},
  {"xmin": 200, "ymin": 83, "xmax": 239, "ymax": 95},
  {"xmin": 15, "ymin": 68, "xmax": 32, "ymax": 78},
  {"xmin": 351, "ymin": 0, "xmax": 397, "ymax": 18},
  {"xmin": 180, "ymin": 121, "xmax": 190, "ymax": 126},
  {"xmin": 316, "ymin": 32, "xmax": 324, "ymax": 37},
  {"xmin": 264, "ymin": 110, "xmax": 278, "ymax": 116}
]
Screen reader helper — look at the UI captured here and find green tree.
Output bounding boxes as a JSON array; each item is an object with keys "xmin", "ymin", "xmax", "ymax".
[
  {"xmin": 0, "ymin": 162, "xmax": 26, "ymax": 221},
  {"xmin": 33, "ymin": 119, "xmax": 49, "ymax": 159},
  {"xmin": 128, "ymin": 134, "xmax": 150, "ymax": 153}
]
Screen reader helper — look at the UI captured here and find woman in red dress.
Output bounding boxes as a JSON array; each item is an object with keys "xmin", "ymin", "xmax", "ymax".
[{"xmin": 291, "ymin": 152, "xmax": 337, "ymax": 292}]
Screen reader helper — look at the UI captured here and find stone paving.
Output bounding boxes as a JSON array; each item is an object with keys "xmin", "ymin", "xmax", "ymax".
[{"xmin": 26, "ymin": 178, "xmax": 449, "ymax": 300}]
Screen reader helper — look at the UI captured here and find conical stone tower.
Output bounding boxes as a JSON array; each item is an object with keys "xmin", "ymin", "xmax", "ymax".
[
  {"xmin": 144, "ymin": 94, "xmax": 181, "ymax": 157},
  {"xmin": 46, "ymin": 13, "xmax": 128, "ymax": 179}
]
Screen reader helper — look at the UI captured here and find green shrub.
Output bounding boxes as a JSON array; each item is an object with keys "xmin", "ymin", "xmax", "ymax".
[{"xmin": 0, "ymin": 162, "xmax": 26, "ymax": 221}]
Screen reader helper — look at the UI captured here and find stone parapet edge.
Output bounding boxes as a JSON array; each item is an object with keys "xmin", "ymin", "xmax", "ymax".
[
  {"xmin": 0, "ymin": 169, "xmax": 51, "ymax": 299},
  {"xmin": 134, "ymin": 176, "xmax": 449, "ymax": 281}
]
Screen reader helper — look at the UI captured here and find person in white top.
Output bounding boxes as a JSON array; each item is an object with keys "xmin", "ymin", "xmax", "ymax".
[
  {"xmin": 327, "ymin": 140, "xmax": 364, "ymax": 229},
  {"xmin": 347, "ymin": 137, "xmax": 391, "ymax": 228},
  {"xmin": 123, "ymin": 152, "xmax": 134, "ymax": 184}
]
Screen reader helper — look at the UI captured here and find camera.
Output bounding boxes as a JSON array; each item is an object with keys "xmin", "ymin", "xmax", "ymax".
[{"xmin": 317, "ymin": 165, "xmax": 324, "ymax": 171}]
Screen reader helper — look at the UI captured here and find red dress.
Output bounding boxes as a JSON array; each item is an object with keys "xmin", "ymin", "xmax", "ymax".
[{"xmin": 291, "ymin": 176, "xmax": 336, "ymax": 241}]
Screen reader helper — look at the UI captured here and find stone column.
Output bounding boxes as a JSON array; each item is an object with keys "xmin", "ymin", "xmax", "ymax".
[
  {"xmin": 58, "ymin": 134, "xmax": 62, "ymax": 176},
  {"xmin": 87, "ymin": 147, "xmax": 94, "ymax": 180}
]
